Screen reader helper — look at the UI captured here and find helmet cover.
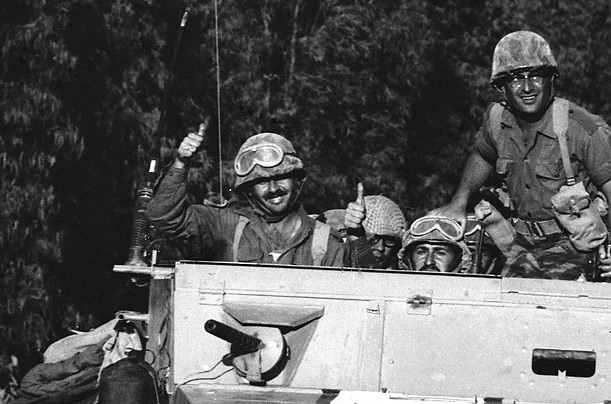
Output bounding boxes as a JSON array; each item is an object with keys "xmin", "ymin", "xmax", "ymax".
[
  {"xmin": 491, "ymin": 31, "xmax": 558, "ymax": 84},
  {"xmin": 362, "ymin": 195, "xmax": 406, "ymax": 238}
]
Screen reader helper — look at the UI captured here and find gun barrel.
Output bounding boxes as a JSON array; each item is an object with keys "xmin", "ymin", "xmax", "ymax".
[{"xmin": 205, "ymin": 320, "xmax": 261, "ymax": 354}]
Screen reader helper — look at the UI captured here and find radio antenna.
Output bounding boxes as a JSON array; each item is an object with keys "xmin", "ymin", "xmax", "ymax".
[{"xmin": 214, "ymin": 0, "xmax": 223, "ymax": 199}]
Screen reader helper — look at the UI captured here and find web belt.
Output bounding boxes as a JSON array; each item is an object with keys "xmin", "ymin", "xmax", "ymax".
[{"xmin": 511, "ymin": 217, "xmax": 563, "ymax": 237}]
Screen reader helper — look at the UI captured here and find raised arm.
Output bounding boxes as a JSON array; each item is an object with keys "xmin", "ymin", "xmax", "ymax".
[
  {"xmin": 429, "ymin": 151, "xmax": 494, "ymax": 230},
  {"xmin": 146, "ymin": 123, "xmax": 206, "ymax": 237}
]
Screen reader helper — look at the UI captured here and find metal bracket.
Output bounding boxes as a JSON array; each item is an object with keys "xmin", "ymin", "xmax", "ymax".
[{"xmin": 406, "ymin": 290, "xmax": 433, "ymax": 315}]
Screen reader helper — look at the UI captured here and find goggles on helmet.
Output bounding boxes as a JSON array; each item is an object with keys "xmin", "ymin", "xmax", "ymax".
[
  {"xmin": 234, "ymin": 143, "xmax": 285, "ymax": 176},
  {"xmin": 410, "ymin": 216, "xmax": 463, "ymax": 241}
]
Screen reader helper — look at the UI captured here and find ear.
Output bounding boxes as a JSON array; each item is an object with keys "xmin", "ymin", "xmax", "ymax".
[{"xmin": 493, "ymin": 83, "xmax": 505, "ymax": 95}]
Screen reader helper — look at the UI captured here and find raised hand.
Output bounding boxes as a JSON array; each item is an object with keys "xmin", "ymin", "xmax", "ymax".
[
  {"xmin": 345, "ymin": 183, "xmax": 366, "ymax": 236},
  {"xmin": 176, "ymin": 121, "xmax": 207, "ymax": 167}
]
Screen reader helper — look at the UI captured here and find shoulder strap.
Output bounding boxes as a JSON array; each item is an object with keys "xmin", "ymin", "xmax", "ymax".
[
  {"xmin": 489, "ymin": 102, "xmax": 504, "ymax": 143},
  {"xmin": 553, "ymin": 98, "xmax": 574, "ymax": 184},
  {"xmin": 311, "ymin": 220, "xmax": 330, "ymax": 266},
  {"xmin": 232, "ymin": 216, "xmax": 250, "ymax": 261}
]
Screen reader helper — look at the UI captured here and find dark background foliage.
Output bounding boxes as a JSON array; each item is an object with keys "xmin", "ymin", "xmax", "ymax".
[{"xmin": 1, "ymin": 0, "xmax": 610, "ymax": 383}]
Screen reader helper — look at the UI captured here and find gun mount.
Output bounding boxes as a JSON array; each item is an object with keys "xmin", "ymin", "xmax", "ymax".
[{"xmin": 204, "ymin": 319, "xmax": 288, "ymax": 383}]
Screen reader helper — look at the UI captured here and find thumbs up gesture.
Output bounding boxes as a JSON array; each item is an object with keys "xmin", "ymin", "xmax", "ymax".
[
  {"xmin": 345, "ymin": 183, "xmax": 366, "ymax": 237},
  {"xmin": 176, "ymin": 121, "xmax": 207, "ymax": 167}
]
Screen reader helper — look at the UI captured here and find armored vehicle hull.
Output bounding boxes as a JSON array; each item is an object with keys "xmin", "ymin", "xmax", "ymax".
[{"xmin": 115, "ymin": 262, "xmax": 611, "ymax": 403}]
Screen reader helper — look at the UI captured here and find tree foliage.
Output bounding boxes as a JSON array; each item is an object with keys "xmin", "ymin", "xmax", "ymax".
[{"xmin": 2, "ymin": 0, "xmax": 611, "ymax": 381}]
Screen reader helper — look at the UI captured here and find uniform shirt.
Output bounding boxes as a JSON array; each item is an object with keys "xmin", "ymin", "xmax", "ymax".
[
  {"xmin": 146, "ymin": 166, "xmax": 346, "ymax": 267},
  {"xmin": 474, "ymin": 98, "xmax": 611, "ymax": 221}
]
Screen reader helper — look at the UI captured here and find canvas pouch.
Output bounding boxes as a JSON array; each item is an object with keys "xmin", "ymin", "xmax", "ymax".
[{"xmin": 551, "ymin": 182, "xmax": 607, "ymax": 251}]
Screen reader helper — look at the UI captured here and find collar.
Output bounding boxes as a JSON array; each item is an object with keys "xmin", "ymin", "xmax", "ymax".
[{"xmin": 501, "ymin": 98, "xmax": 557, "ymax": 140}]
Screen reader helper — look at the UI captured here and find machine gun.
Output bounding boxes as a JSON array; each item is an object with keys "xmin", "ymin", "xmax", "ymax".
[
  {"xmin": 122, "ymin": 8, "xmax": 189, "ymax": 267},
  {"xmin": 204, "ymin": 319, "xmax": 289, "ymax": 384}
]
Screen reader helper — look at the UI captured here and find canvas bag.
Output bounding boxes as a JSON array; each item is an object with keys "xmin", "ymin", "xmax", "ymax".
[{"xmin": 549, "ymin": 99, "xmax": 607, "ymax": 251}]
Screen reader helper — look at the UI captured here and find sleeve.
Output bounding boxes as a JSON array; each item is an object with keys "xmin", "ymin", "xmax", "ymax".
[
  {"xmin": 146, "ymin": 165, "xmax": 224, "ymax": 258},
  {"xmin": 321, "ymin": 232, "xmax": 348, "ymax": 268},
  {"xmin": 145, "ymin": 165, "xmax": 193, "ymax": 238},
  {"xmin": 347, "ymin": 237, "xmax": 377, "ymax": 269},
  {"xmin": 584, "ymin": 124, "xmax": 611, "ymax": 187}
]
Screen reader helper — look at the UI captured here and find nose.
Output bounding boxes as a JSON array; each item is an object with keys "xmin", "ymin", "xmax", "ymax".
[
  {"xmin": 522, "ymin": 77, "xmax": 533, "ymax": 92},
  {"xmin": 372, "ymin": 238, "xmax": 384, "ymax": 251},
  {"xmin": 425, "ymin": 250, "xmax": 435, "ymax": 266},
  {"xmin": 268, "ymin": 180, "xmax": 279, "ymax": 192}
]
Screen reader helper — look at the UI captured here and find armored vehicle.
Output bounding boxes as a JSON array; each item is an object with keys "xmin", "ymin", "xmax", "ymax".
[{"xmin": 114, "ymin": 260, "xmax": 611, "ymax": 404}]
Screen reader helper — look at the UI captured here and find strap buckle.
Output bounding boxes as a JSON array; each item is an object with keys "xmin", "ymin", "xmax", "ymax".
[{"xmin": 526, "ymin": 220, "xmax": 545, "ymax": 237}]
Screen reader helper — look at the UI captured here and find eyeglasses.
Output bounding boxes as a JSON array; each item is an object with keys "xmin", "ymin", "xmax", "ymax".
[
  {"xmin": 410, "ymin": 216, "xmax": 463, "ymax": 241},
  {"xmin": 506, "ymin": 70, "xmax": 547, "ymax": 89},
  {"xmin": 367, "ymin": 233, "xmax": 399, "ymax": 248},
  {"xmin": 234, "ymin": 143, "xmax": 285, "ymax": 176}
]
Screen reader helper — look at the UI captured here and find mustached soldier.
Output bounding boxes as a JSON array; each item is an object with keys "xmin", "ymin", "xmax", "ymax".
[{"xmin": 146, "ymin": 124, "xmax": 346, "ymax": 266}]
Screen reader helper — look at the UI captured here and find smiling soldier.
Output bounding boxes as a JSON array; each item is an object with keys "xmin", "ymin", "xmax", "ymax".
[
  {"xmin": 431, "ymin": 31, "xmax": 611, "ymax": 280},
  {"xmin": 146, "ymin": 126, "xmax": 346, "ymax": 267}
]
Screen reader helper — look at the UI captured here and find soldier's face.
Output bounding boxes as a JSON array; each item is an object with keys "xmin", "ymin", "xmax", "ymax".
[
  {"xmin": 501, "ymin": 70, "xmax": 553, "ymax": 118},
  {"xmin": 409, "ymin": 243, "xmax": 457, "ymax": 272},
  {"xmin": 251, "ymin": 176, "xmax": 298, "ymax": 216},
  {"xmin": 368, "ymin": 235, "xmax": 400, "ymax": 269}
]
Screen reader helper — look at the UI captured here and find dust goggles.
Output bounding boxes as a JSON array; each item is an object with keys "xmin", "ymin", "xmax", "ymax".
[
  {"xmin": 410, "ymin": 216, "xmax": 463, "ymax": 241},
  {"xmin": 234, "ymin": 143, "xmax": 285, "ymax": 176}
]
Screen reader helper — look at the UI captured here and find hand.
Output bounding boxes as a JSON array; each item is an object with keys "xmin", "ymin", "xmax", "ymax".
[
  {"xmin": 428, "ymin": 202, "xmax": 468, "ymax": 233},
  {"xmin": 598, "ymin": 241, "xmax": 611, "ymax": 278},
  {"xmin": 345, "ymin": 183, "xmax": 366, "ymax": 237},
  {"xmin": 176, "ymin": 121, "xmax": 206, "ymax": 167},
  {"xmin": 474, "ymin": 200, "xmax": 503, "ymax": 225}
]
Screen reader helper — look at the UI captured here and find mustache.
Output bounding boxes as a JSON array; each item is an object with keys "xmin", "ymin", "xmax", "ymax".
[
  {"xmin": 419, "ymin": 264, "xmax": 441, "ymax": 272},
  {"xmin": 264, "ymin": 189, "xmax": 288, "ymax": 199}
]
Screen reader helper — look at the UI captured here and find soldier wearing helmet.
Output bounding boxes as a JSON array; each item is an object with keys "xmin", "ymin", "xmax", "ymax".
[
  {"xmin": 397, "ymin": 216, "xmax": 471, "ymax": 273},
  {"xmin": 344, "ymin": 184, "xmax": 407, "ymax": 269},
  {"xmin": 431, "ymin": 31, "xmax": 611, "ymax": 280},
  {"xmin": 146, "ymin": 123, "xmax": 346, "ymax": 267}
]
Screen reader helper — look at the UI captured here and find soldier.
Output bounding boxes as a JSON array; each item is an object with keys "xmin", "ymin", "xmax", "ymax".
[
  {"xmin": 146, "ymin": 125, "xmax": 346, "ymax": 266},
  {"xmin": 398, "ymin": 216, "xmax": 471, "ymax": 273},
  {"xmin": 344, "ymin": 184, "xmax": 407, "ymax": 269},
  {"xmin": 431, "ymin": 31, "xmax": 611, "ymax": 280}
]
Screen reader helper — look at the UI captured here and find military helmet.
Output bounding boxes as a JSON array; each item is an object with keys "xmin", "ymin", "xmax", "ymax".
[
  {"xmin": 490, "ymin": 31, "xmax": 558, "ymax": 84},
  {"xmin": 362, "ymin": 195, "xmax": 406, "ymax": 238},
  {"xmin": 233, "ymin": 133, "xmax": 305, "ymax": 191},
  {"xmin": 397, "ymin": 216, "xmax": 466, "ymax": 271}
]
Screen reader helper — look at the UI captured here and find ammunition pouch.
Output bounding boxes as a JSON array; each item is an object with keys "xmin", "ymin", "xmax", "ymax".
[{"xmin": 551, "ymin": 182, "xmax": 607, "ymax": 252}]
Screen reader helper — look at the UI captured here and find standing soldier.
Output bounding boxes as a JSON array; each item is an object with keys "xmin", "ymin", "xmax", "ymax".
[{"xmin": 431, "ymin": 31, "xmax": 611, "ymax": 280}]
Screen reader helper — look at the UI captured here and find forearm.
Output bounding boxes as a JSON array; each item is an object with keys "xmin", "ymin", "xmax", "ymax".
[
  {"xmin": 601, "ymin": 180, "xmax": 611, "ymax": 231},
  {"xmin": 451, "ymin": 152, "xmax": 494, "ymax": 209},
  {"xmin": 145, "ymin": 164, "xmax": 191, "ymax": 236}
]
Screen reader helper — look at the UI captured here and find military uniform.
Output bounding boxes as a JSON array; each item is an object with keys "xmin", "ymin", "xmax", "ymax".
[
  {"xmin": 146, "ymin": 166, "xmax": 347, "ymax": 266},
  {"xmin": 474, "ymin": 98, "xmax": 611, "ymax": 279}
]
